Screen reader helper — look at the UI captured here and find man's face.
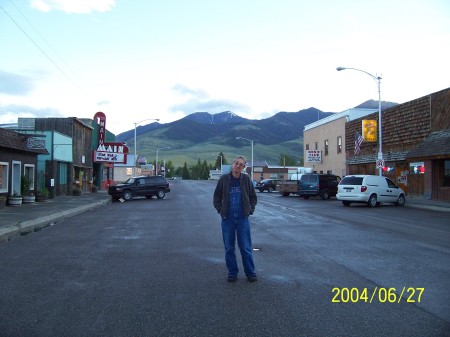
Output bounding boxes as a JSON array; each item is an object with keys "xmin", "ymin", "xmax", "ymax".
[{"xmin": 232, "ymin": 159, "xmax": 245, "ymax": 176}]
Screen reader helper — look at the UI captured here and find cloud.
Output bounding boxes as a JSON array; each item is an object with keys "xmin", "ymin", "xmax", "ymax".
[
  {"xmin": 170, "ymin": 84, "xmax": 249, "ymax": 116},
  {"xmin": 171, "ymin": 84, "xmax": 208, "ymax": 99},
  {"xmin": 0, "ymin": 71, "xmax": 34, "ymax": 95},
  {"xmin": 171, "ymin": 99, "xmax": 249, "ymax": 115},
  {"xmin": 0, "ymin": 104, "xmax": 65, "ymax": 125},
  {"xmin": 97, "ymin": 100, "xmax": 111, "ymax": 106},
  {"xmin": 30, "ymin": 0, "xmax": 116, "ymax": 13}
]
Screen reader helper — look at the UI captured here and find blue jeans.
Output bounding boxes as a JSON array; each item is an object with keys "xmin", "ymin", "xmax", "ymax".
[{"xmin": 221, "ymin": 216, "xmax": 256, "ymax": 277}]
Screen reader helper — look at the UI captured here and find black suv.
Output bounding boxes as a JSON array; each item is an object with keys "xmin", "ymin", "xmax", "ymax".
[
  {"xmin": 108, "ymin": 175, "xmax": 170, "ymax": 201},
  {"xmin": 255, "ymin": 179, "xmax": 280, "ymax": 192},
  {"xmin": 299, "ymin": 174, "xmax": 341, "ymax": 200}
]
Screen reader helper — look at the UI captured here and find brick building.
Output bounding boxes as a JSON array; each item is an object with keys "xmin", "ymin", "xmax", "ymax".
[{"xmin": 345, "ymin": 87, "xmax": 450, "ymax": 200}]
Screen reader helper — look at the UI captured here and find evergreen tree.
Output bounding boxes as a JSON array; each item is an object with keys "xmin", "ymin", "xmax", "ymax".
[
  {"xmin": 174, "ymin": 166, "xmax": 183, "ymax": 177},
  {"xmin": 164, "ymin": 160, "xmax": 175, "ymax": 178},
  {"xmin": 214, "ymin": 152, "xmax": 228, "ymax": 169},
  {"xmin": 201, "ymin": 160, "xmax": 209, "ymax": 179},
  {"xmin": 182, "ymin": 162, "xmax": 190, "ymax": 180}
]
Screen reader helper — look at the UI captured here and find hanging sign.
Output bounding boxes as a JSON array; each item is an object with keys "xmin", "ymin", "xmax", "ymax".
[
  {"xmin": 362, "ymin": 120, "xmax": 377, "ymax": 142},
  {"xmin": 93, "ymin": 112, "xmax": 129, "ymax": 163}
]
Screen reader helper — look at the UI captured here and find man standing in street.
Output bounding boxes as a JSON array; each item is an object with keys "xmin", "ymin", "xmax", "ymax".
[{"xmin": 213, "ymin": 155, "xmax": 258, "ymax": 283}]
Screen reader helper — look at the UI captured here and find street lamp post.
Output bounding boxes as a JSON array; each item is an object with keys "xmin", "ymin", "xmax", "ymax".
[
  {"xmin": 133, "ymin": 119, "xmax": 159, "ymax": 176},
  {"xmin": 236, "ymin": 137, "xmax": 254, "ymax": 182},
  {"xmin": 155, "ymin": 147, "xmax": 171, "ymax": 175},
  {"xmin": 337, "ymin": 66, "xmax": 383, "ymax": 176}
]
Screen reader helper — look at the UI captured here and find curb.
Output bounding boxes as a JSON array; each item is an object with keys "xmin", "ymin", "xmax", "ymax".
[
  {"xmin": 0, "ymin": 199, "xmax": 110, "ymax": 242},
  {"xmin": 406, "ymin": 203, "xmax": 450, "ymax": 212}
]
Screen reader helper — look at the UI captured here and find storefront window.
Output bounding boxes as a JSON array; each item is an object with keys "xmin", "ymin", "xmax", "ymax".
[
  {"xmin": 410, "ymin": 162, "xmax": 425, "ymax": 174},
  {"xmin": 444, "ymin": 160, "xmax": 450, "ymax": 187}
]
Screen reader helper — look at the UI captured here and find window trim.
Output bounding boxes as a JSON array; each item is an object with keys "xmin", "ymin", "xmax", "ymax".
[
  {"xmin": 24, "ymin": 164, "xmax": 36, "ymax": 192},
  {"xmin": 337, "ymin": 136, "xmax": 342, "ymax": 154},
  {"xmin": 0, "ymin": 162, "xmax": 10, "ymax": 194}
]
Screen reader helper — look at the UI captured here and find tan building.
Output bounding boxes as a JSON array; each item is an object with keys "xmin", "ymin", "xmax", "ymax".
[
  {"xmin": 303, "ymin": 88, "xmax": 450, "ymax": 200},
  {"xmin": 303, "ymin": 109, "xmax": 377, "ymax": 177},
  {"xmin": 345, "ymin": 87, "xmax": 450, "ymax": 200}
]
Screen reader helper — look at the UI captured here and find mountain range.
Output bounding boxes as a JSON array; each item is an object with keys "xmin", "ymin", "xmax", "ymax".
[{"xmin": 116, "ymin": 100, "xmax": 397, "ymax": 167}]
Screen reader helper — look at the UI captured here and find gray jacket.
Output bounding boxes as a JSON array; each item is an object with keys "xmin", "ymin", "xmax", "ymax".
[{"xmin": 213, "ymin": 173, "xmax": 257, "ymax": 218}]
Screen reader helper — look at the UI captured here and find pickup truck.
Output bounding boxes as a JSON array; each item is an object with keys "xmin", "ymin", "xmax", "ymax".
[
  {"xmin": 277, "ymin": 180, "xmax": 301, "ymax": 197},
  {"xmin": 277, "ymin": 173, "xmax": 341, "ymax": 199}
]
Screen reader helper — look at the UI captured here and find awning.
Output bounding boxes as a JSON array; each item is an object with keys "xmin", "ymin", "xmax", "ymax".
[{"xmin": 406, "ymin": 129, "xmax": 450, "ymax": 160}]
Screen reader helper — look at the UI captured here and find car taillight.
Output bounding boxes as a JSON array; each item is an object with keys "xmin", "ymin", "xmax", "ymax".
[{"xmin": 361, "ymin": 186, "xmax": 367, "ymax": 192}]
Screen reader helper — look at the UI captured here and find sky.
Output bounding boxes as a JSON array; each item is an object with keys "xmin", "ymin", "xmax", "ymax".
[{"xmin": 1, "ymin": 0, "xmax": 449, "ymax": 135}]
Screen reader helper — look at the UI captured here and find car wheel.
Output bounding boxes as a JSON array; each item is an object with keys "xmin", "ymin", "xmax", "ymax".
[
  {"xmin": 156, "ymin": 189, "xmax": 166, "ymax": 199},
  {"xmin": 268, "ymin": 187, "xmax": 274, "ymax": 193},
  {"xmin": 321, "ymin": 191, "xmax": 329, "ymax": 200},
  {"xmin": 282, "ymin": 193, "xmax": 290, "ymax": 197},
  {"xmin": 258, "ymin": 189, "xmax": 263, "ymax": 192},
  {"xmin": 368, "ymin": 194, "xmax": 377, "ymax": 207},
  {"xmin": 396, "ymin": 194, "xmax": 406, "ymax": 206},
  {"xmin": 342, "ymin": 201, "xmax": 351, "ymax": 206},
  {"xmin": 303, "ymin": 195, "xmax": 310, "ymax": 199},
  {"xmin": 122, "ymin": 190, "xmax": 132, "ymax": 201}
]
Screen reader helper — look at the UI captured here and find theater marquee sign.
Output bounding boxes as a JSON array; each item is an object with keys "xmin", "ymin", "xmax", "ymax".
[{"xmin": 93, "ymin": 112, "xmax": 129, "ymax": 164}]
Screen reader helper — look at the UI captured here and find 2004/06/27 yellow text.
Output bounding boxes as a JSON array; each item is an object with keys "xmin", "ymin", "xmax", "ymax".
[{"xmin": 332, "ymin": 287, "xmax": 425, "ymax": 303}]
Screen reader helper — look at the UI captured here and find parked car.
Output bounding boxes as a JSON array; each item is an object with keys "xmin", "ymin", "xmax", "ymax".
[
  {"xmin": 298, "ymin": 174, "xmax": 341, "ymax": 199},
  {"xmin": 336, "ymin": 175, "xmax": 406, "ymax": 207},
  {"xmin": 108, "ymin": 175, "xmax": 170, "ymax": 201},
  {"xmin": 255, "ymin": 179, "xmax": 281, "ymax": 192}
]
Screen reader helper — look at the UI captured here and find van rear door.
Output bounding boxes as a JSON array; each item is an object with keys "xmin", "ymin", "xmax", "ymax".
[{"xmin": 300, "ymin": 174, "xmax": 317, "ymax": 196}]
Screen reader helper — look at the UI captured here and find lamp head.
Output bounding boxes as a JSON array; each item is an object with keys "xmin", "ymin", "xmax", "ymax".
[{"xmin": 336, "ymin": 67, "xmax": 346, "ymax": 71}]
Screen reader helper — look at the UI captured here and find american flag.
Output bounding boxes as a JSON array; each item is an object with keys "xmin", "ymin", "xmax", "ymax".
[{"xmin": 354, "ymin": 131, "xmax": 364, "ymax": 155}]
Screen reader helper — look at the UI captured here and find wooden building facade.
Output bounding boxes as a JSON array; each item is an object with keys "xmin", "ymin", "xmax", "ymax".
[
  {"xmin": 20, "ymin": 117, "xmax": 94, "ymax": 196},
  {"xmin": 345, "ymin": 87, "xmax": 450, "ymax": 200}
]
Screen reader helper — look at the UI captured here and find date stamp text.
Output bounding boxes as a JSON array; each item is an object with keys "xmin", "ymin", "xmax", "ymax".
[{"xmin": 332, "ymin": 287, "xmax": 424, "ymax": 303}]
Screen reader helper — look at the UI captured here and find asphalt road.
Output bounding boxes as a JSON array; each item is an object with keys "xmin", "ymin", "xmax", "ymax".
[{"xmin": 1, "ymin": 180, "xmax": 449, "ymax": 337}]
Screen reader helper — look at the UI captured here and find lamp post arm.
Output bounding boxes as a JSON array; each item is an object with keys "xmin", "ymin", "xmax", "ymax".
[
  {"xmin": 337, "ymin": 66, "xmax": 383, "ymax": 175},
  {"xmin": 337, "ymin": 66, "xmax": 381, "ymax": 82}
]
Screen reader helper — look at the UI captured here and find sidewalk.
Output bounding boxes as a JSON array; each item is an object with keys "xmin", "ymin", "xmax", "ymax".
[
  {"xmin": 0, "ymin": 191, "xmax": 111, "ymax": 242},
  {"xmin": 0, "ymin": 192, "xmax": 449, "ymax": 242}
]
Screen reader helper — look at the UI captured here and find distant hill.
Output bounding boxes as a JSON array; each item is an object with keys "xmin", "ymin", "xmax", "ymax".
[
  {"xmin": 117, "ymin": 108, "xmax": 332, "ymax": 144},
  {"xmin": 184, "ymin": 111, "xmax": 247, "ymax": 124},
  {"xmin": 115, "ymin": 101, "xmax": 397, "ymax": 167},
  {"xmin": 355, "ymin": 99, "xmax": 397, "ymax": 110}
]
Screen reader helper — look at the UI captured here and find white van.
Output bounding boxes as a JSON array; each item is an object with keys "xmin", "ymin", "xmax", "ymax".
[
  {"xmin": 336, "ymin": 175, "xmax": 406, "ymax": 207},
  {"xmin": 289, "ymin": 173, "xmax": 304, "ymax": 181},
  {"xmin": 289, "ymin": 167, "xmax": 313, "ymax": 180}
]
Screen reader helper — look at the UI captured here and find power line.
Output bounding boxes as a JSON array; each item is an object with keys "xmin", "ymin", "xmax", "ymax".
[
  {"xmin": 0, "ymin": 4, "xmax": 97, "ymax": 106},
  {"xmin": 8, "ymin": 0, "xmax": 75, "ymax": 73}
]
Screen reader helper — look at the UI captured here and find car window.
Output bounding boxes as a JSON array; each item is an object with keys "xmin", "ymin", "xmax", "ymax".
[
  {"xmin": 340, "ymin": 176, "xmax": 363, "ymax": 185},
  {"xmin": 385, "ymin": 178, "xmax": 397, "ymax": 188},
  {"xmin": 300, "ymin": 175, "xmax": 310, "ymax": 183},
  {"xmin": 157, "ymin": 177, "xmax": 167, "ymax": 184}
]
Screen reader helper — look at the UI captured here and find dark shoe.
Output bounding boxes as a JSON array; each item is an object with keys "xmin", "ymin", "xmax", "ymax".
[
  {"xmin": 247, "ymin": 275, "xmax": 257, "ymax": 282},
  {"xmin": 227, "ymin": 276, "xmax": 237, "ymax": 283}
]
